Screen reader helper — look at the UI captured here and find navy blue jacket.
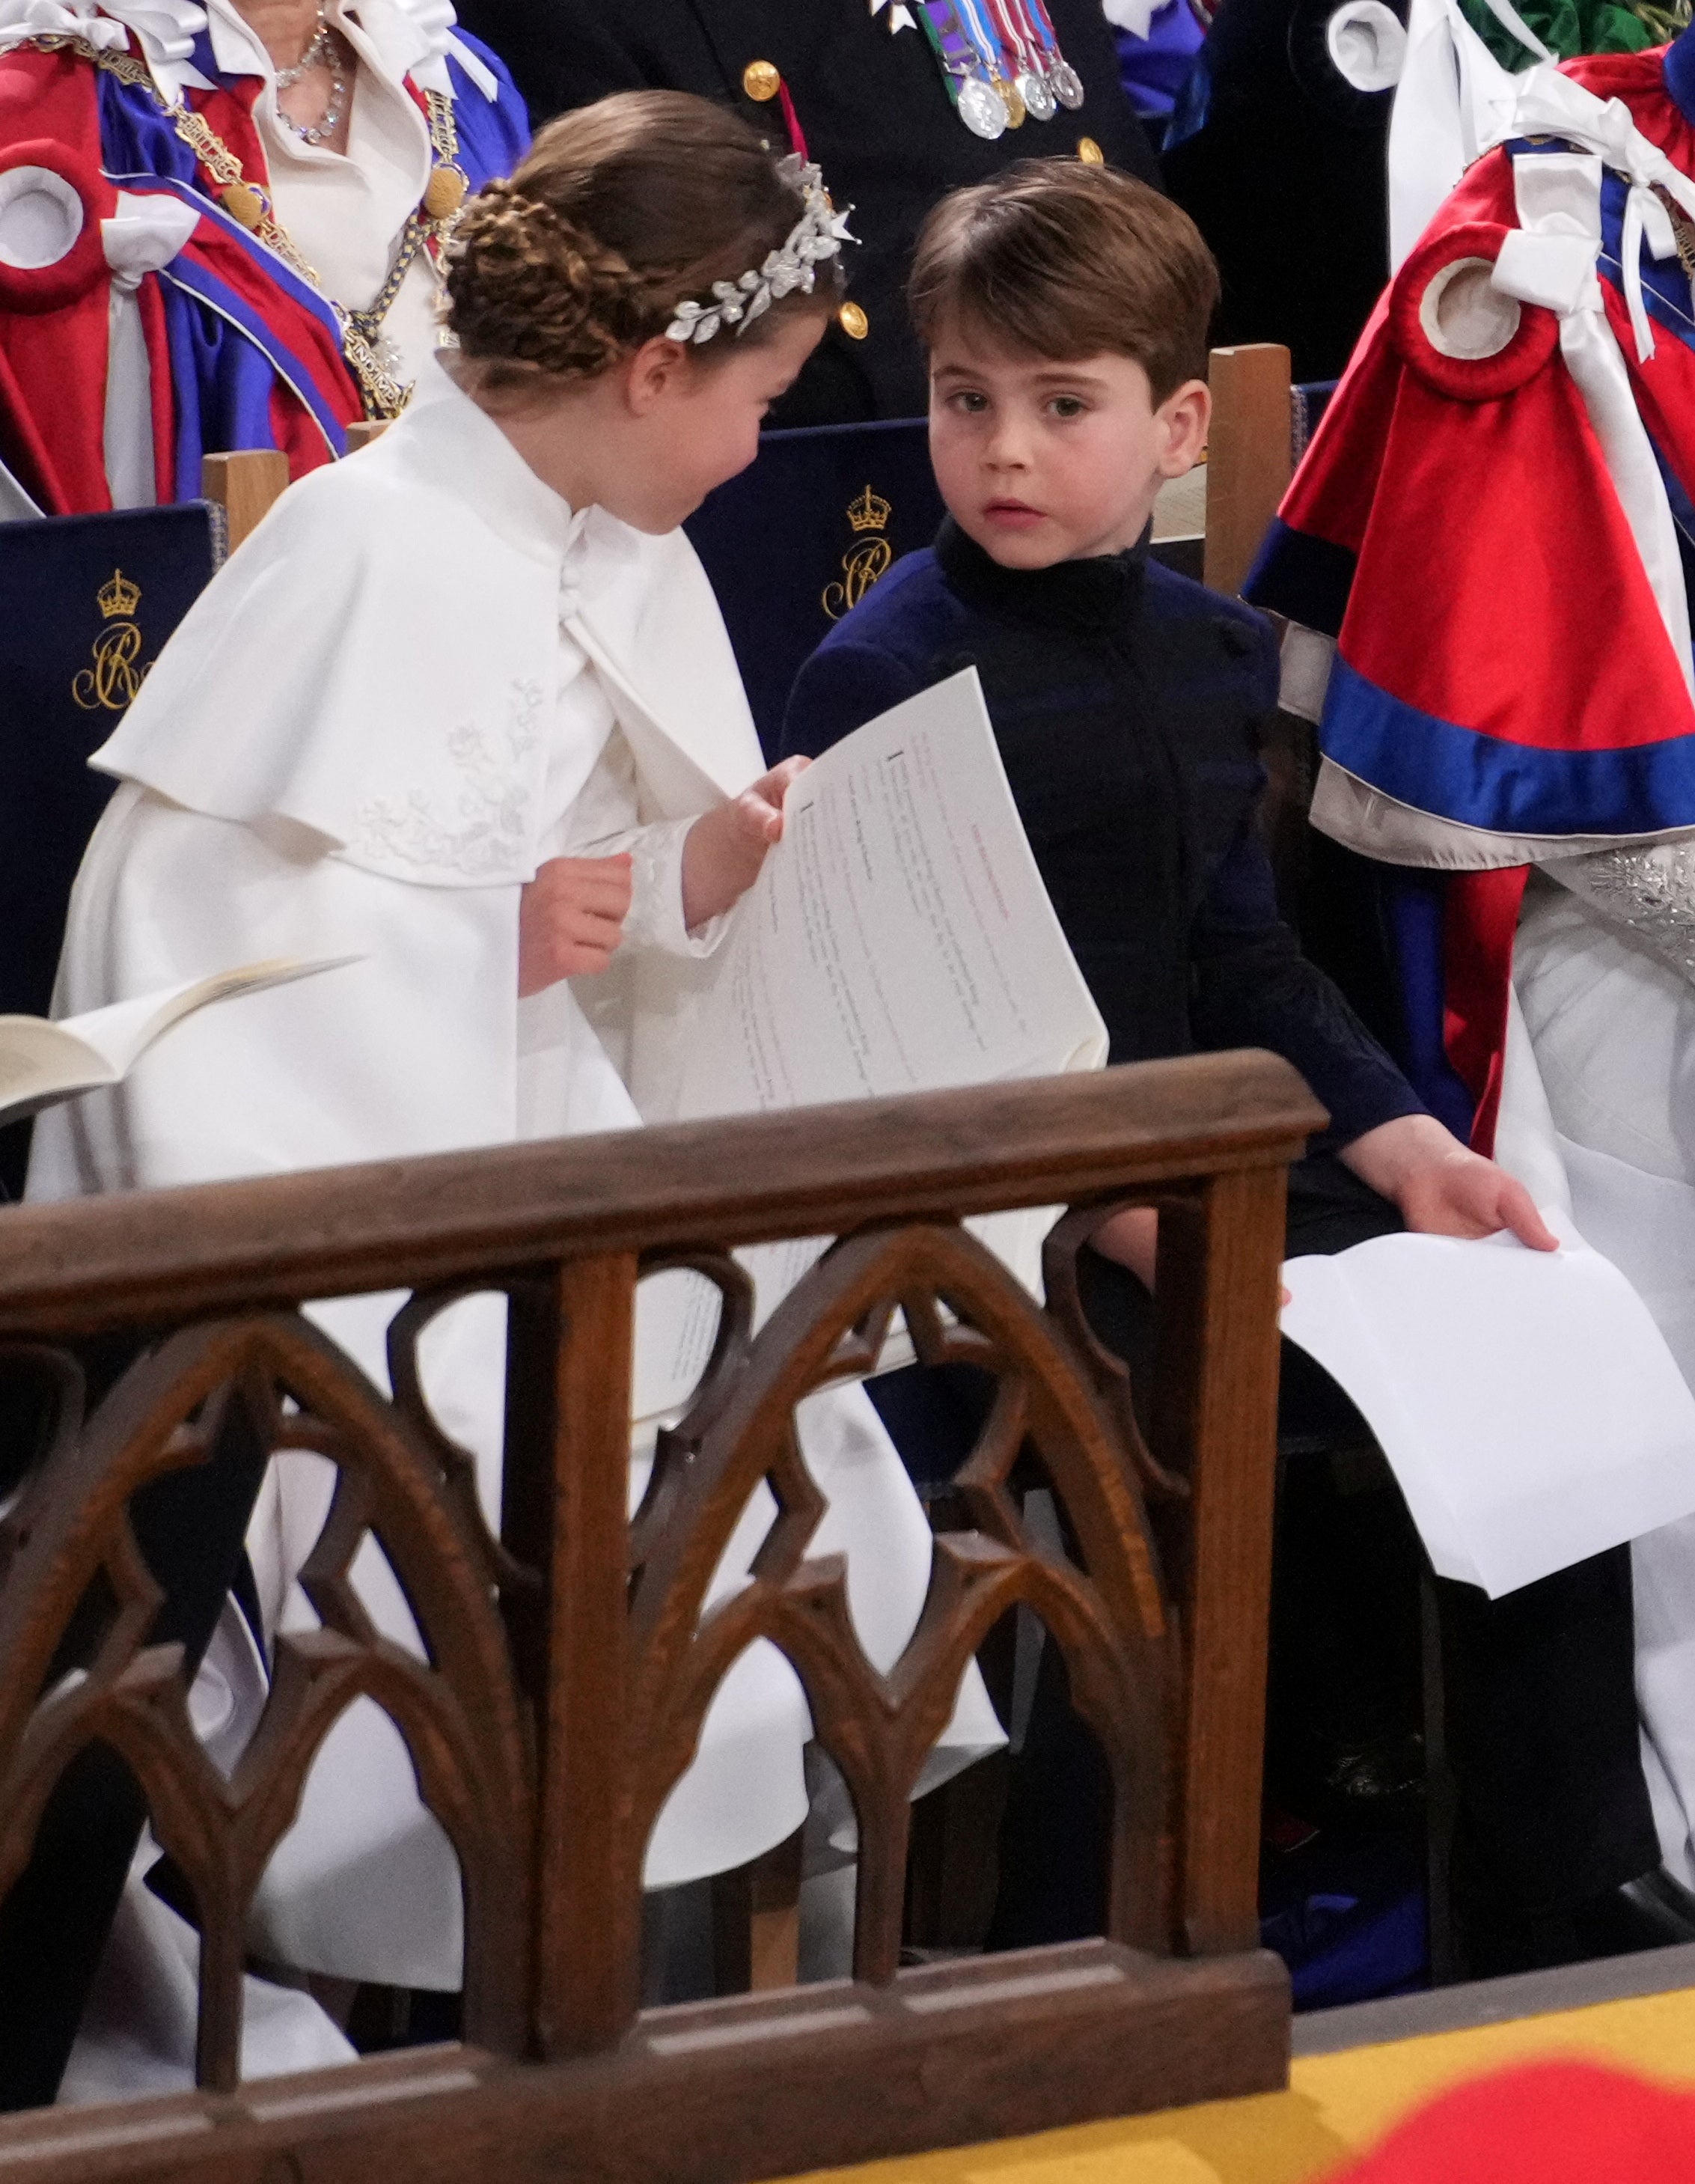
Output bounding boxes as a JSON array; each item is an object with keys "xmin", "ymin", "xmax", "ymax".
[{"xmin": 780, "ymin": 519, "xmax": 1423, "ymax": 1149}]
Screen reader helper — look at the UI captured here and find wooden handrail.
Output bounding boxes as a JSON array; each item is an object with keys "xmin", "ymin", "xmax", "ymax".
[
  {"xmin": 0, "ymin": 1052, "xmax": 1319, "ymax": 2181},
  {"xmin": 0, "ymin": 1052, "xmax": 1322, "ymax": 1334}
]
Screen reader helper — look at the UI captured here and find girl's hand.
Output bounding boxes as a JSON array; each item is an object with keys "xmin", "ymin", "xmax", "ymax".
[
  {"xmin": 519, "ymin": 853, "xmax": 632, "ymax": 995},
  {"xmin": 682, "ymin": 757, "xmax": 810, "ymax": 930}
]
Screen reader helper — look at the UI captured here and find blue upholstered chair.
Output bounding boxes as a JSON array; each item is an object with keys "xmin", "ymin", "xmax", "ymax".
[
  {"xmin": 685, "ymin": 418, "xmax": 945, "ymax": 763},
  {"xmin": 0, "ymin": 501, "xmax": 225, "ymax": 1198}
]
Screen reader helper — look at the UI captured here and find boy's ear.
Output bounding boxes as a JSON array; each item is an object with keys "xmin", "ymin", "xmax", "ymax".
[{"xmin": 1156, "ymin": 378, "xmax": 1212, "ymax": 478}]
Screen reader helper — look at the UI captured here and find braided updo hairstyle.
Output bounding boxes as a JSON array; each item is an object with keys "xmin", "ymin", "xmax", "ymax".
[{"xmin": 445, "ymin": 90, "xmax": 843, "ymax": 397}]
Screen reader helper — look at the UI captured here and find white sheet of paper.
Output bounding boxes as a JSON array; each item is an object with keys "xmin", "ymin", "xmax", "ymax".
[
  {"xmin": 675, "ymin": 666, "xmax": 1106, "ymax": 1120},
  {"xmin": 635, "ymin": 668, "xmax": 1107, "ymax": 1423},
  {"xmin": 1280, "ymin": 1214, "xmax": 1695, "ymax": 1597}
]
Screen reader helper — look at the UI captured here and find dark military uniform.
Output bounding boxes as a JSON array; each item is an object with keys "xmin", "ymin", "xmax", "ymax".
[
  {"xmin": 451, "ymin": 0, "xmax": 1160, "ymax": 422},
  {"xmin": 1161, "ymin": 0, "xmax": 1400, "ymax": 383}
]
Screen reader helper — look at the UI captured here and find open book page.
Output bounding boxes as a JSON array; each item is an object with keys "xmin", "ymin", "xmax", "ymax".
[
  {"xmin": 635, "ymin": 668, "xmax": 1108, "ymax": 1424},
  {"xmin": 0, "ymin": 958, "xmax": 359, "ymax": 1127},
  {"xmin": 1280, "ymin": 1215, "xmax": 1695, "ymax": 1597},
  {"xmin": 0, "ymin": 1020, "xmax": 117, "ymax": 1125}
]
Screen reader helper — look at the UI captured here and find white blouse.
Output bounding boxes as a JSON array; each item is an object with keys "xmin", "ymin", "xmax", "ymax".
[{"xmin": 207, "ymin": 0, "xmax": 447, "ymax": 382}]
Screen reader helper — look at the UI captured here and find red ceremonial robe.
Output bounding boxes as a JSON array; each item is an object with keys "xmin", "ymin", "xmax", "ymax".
[{"xmin": 1246, "ymin": 31, "xmax": 1695, "ymax": 1148}]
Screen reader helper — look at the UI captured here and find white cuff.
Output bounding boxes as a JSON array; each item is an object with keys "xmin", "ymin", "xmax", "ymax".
[
  {"xmin": 1279, "ymin": 623, "xmax": 1335, "ymax": 725},
  {"xmin": 582, "ymin": 817, "xmax": 728, "ymax": 957}
]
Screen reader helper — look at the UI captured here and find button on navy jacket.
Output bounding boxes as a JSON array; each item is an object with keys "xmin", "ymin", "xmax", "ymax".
[{"xmin": 780, "ymin": 518, "xmax": 1423, "ymax": 1150}]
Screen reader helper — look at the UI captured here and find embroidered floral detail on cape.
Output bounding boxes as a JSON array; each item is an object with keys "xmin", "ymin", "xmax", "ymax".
[{"xmin": 352, "ymin": 679, "xmax": 543, "ymax": 878}]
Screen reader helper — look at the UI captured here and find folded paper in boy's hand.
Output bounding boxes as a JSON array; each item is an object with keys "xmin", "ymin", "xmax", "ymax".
[{"xmin": 1280, "ymin": 1214, "xmax": 1695, "ymax": 1596}]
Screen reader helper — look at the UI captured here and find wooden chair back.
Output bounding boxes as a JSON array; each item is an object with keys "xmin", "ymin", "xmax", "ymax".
[
  {"xmin": 0, "ymin": 1055, "xmax": 1319, "ymax": 2183},
  {"xmin": 1202, "ymin": 344, "xmax": 1297, "ymax": 600}
]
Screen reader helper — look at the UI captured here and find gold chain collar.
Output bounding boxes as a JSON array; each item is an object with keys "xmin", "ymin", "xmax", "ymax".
[{"xmin": 35, "ymin": 31, "xmax": 468, "ymax": 421}]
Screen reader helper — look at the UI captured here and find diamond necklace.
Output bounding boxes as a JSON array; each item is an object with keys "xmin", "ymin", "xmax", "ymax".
[{"xmin": 275, "ymin": 7, "xmax": 352, "ymax": 144}]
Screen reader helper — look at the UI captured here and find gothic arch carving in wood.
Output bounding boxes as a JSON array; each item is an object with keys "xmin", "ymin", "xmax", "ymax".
[
  {"xmin": 0, "ymin": 1312, "xmax": 531, "ymax": 2090},
  {"xmin": 626, "ymin": 1218, "xmax": 1176, "ymax": 1981}
]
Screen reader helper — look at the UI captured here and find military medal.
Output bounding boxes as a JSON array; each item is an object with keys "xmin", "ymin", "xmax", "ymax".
[
  {"xmin": 1021, "ymin": 0, "xmax": 1088, "ymax": 108},
  {"xmin": 957, "ymin": 70, "xmax": 1010, "ymax": 135},
  {"xmin": 953, "ymin": 0, "xmax": 1022, "ymax": 128},
  {"xmin": 1018, "ymin": 66, "xmax": 1058, "ymax": 120},
  {"xmin": 986, "ymin": 0, "xmax": 1058, "ymax": 119},
  {"xmin": 1048, "ymin": 58, "xmax": 1086, "ymax": 106},
  {"xmin": 914, "ymin": 0, "xmax": 1010, "ymax": 135}
]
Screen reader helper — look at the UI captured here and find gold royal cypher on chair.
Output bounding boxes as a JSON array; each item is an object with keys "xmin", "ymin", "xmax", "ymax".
[
  {"xmin": 73, "ymin": 568, "xmax": 153, "ymax": 713},
  {"xmin": 822, "ymin": 484, "xmax": 894, "ymax": 620}
]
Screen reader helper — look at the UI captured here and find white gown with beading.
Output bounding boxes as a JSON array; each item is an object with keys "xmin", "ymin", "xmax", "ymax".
[{"xmin": 1506, "ymin": 855, "xmax": 1695, "ymax": 1891}]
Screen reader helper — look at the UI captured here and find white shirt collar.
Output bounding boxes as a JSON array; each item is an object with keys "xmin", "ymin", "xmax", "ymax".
[
  {"xmin": 201, "ymin": 0, "xmax": 484, "ymax": 95},
  {"xmin": 204, "ymin": 0, "xmax": 406, "ymax": 80}
]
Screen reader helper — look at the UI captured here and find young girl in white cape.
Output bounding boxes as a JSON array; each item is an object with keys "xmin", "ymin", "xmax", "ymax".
[{"xmin": 23, "ymin": 93, "xmax": 1001, "ymax": 2096}]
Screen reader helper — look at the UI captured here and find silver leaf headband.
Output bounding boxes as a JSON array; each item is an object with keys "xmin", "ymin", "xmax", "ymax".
[{"xmin": 666, "ymin": 155, "xmax": 857, "ymax": 345}]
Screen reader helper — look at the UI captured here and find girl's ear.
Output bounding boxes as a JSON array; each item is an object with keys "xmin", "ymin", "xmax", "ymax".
[
  {"xmin": 623, "ymin": 333, "xmax": 691, "ymax": 414},
  {"xmin": 1156, "ymin": 377, "xmax": 1211, "ymax": 478}
]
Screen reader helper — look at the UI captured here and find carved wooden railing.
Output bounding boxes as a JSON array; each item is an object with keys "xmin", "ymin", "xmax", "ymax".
[{"xmin": 0, "ymin": 1052, "xmax": 1322, "ymax": 2184}]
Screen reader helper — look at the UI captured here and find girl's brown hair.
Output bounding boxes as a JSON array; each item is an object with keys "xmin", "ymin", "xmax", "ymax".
[
  {"xmin": 445, "ymin": 90, "xmax": 843, "ymax": 394},
  {"xmin": 908, "ymin": 162, "xmax": 1218, "ymax": 403}
]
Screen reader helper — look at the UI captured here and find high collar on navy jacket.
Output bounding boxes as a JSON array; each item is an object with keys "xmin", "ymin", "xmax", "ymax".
[
  {"xmin": 933, "ymin": 514, "xmax": 1152, "ymax": 637},
  {"xmin": 1664, "ymin": 22, "xmax": 1695, "ymax": 126}
]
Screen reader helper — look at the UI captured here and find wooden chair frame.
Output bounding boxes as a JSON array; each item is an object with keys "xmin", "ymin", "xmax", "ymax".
[{"xmin": 1203, "ymin": 344, "xmax": 1295, "ymax": 603}]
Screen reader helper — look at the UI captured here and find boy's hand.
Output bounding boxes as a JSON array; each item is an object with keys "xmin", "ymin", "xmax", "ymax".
[
  {"xmin": 1094, "ymin": 1207, "xmax": 1293, "ymax": 1306},
  {"xmin": 519, "ymin": 853, "xmax": 632, "ymax": 995},
  {"xmin": 682, "ymin": 757, "xmax": 810, "ymax": 930},
  {"xmin": 1340, "ymin": 1114, "xmax": 1559, "ymax": 1251},
  {"xmin": 1093, "ymin": 1206, "xmax": 1160, "ymax": 1290}
]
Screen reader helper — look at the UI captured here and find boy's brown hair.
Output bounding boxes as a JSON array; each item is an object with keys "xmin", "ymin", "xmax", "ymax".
[{"xmin": 908, "ymin": 162, "xmax": 1218, "ymax": 403}]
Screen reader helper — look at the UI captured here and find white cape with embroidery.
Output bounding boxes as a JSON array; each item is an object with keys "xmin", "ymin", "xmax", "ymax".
[{"xmin": 28, "ymin": 364, "xmax": 1003, "ymax": 2054}]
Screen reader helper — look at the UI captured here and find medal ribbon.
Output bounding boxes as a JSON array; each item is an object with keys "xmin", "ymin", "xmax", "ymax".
[
  {"xmin": 1018, "ymin": 0, "xmax": 1068, "ymax": 64},
  {"xmin": 951, "ymin": 0, "xmax": 1014, "ymax": 82},
  {"xmin": 914, "ymin": 0, "xmax": 980, "ymax": 80},
  {"xmin": 983, "ymin": 0, "xmax": 1041, "ymax": 73},
  {"xmin": 775, "ymin": 77, "xmax": 810, "ymax": 161},
  {"xmin": 913, "ymin": 0, "xmax": 1002, "ymax": 114}
]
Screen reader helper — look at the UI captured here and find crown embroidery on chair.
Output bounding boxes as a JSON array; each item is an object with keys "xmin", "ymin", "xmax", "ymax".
[
  {"xmin": 846, "ymin": 486, "xmax": 891, "ymax": 535},
  {"xmin": 98, "ymin": 568, "xmax": 142, "ymax": 620},
  {"xmin": 74, "ymin": 567, "xmax": 149, "ymax": 713},
  {"xmin": 823, "ymin": 484, "xmax": 894, "ymax": 621}
]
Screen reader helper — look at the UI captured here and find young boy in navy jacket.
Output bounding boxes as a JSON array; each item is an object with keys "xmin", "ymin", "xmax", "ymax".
[{"xmin": 780, "ymin": 165, "xmax": 1685, "ymax": 1972}]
